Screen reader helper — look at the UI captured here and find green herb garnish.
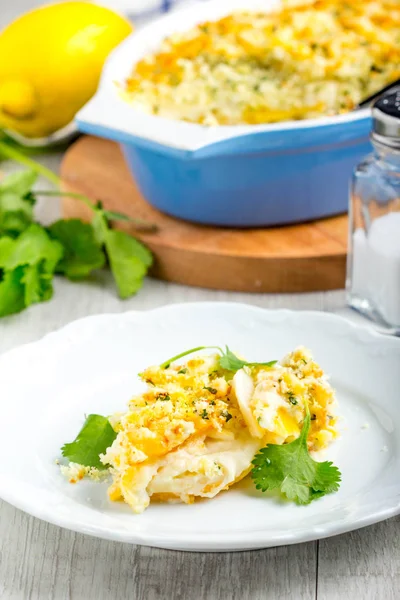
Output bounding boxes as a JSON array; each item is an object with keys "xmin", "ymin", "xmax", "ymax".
[
  {"xmin": 0, "ymin": 223, "xmax": 63, "ymax": 316},
  {"xmin": 218, "ymin": 346, "xmax": 277, "ymax": 372},
  {"xmin": 160, "ymin": 345, "xmax": 276, "ymax": 374},
  {"xmin": 48, "ymin": 219, "xmax": 105, "ymax": 280},
  {"xmin": 204, "ymin": 386, "xmax": 218, "ymax": 394},
  {"xmin": 251, "ymin": 412, "xmax": 341, "ymax": 505},
  {"xmin": 200, "ymin": 409, "xmax": 209, "ymax": 420},
  {"xmin": 0, "ymin": 168, "xmax": 155, "ymax": 318},
  {"xmin": 160, "ymin": 346, "xmax": 220, "ymax": 369},
  {"xmin": 287, "ymin": 391, "xmax": 298, "ymax": 405},
  {"xmin": 221, "ymin": 410, "xmax": 232, "ymax": 422},
  {"xmin": 61, "ymin": 414, "xmax": 117, "ymax": 470}
]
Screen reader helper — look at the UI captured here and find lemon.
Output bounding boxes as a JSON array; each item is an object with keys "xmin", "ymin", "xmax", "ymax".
[{"xmin": 0, "ymin": 2, "xmax": 132, "ymax": 139}]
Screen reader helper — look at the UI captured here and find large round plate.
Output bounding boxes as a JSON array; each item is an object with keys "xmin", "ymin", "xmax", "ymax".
[{"xmin": 0, "ymin": 303, "xmax": 399, "ymax": 552}]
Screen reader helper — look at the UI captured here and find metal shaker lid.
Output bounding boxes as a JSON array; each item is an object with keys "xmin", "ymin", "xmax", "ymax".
[{"xmin": 372, "ymin": 88, "xmax": 400, "ymax": 148}]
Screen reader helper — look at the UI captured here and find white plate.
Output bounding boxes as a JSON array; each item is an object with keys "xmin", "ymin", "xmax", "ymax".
[{"xmin": 0, "ymin": 303, "xmax": 399, "ymax": 552}]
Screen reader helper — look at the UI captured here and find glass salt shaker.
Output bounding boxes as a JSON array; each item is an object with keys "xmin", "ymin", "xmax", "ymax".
[{"xmin": 346, "ymin": 89, "xmax": 400, "ymax": 330}]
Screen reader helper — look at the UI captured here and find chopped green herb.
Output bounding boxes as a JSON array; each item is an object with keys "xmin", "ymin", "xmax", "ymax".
[
  {"xmin": 204, "ymin": 386, "xmax": 218, "ymax": 394},
  {"xmin": 156, "ymin": 393, "xmax": 171, "ymax": 401},
  {"xmin": 210, "ymin": 400, "xmax": 216, "ymax": 406},
  {"xmin": 200, "ymin": 409, "xmax": 209, "ymax": 420},
  {"xmin": 221, "ymin": 410, "xmax": 232, "ymax": 422},
  {"xmin": 287, "ymin": 391, "xmax": 298, "ymax": 406},
  {"xmin": 178, "ymin": 368, "xmax": 188, "ymax": 375}
]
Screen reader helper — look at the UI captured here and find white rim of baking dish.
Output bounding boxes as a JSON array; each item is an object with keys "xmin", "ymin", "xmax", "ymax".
[{"xmin": 77, "ymin": 0, "xmax": 371, "ymax": 152}]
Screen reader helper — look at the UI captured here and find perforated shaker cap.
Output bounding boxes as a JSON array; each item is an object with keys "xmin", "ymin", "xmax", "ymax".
[{"xmin": 372, "ymin": 88, "xmax": 400, "ymax": 148}]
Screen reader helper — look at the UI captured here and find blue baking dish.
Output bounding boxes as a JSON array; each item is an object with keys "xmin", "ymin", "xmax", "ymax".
[{"xmin": 76, "ymin": 0, "xmax": 372, "ymax": 227}]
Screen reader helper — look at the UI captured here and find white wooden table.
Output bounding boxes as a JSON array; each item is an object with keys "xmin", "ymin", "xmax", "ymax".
[{"xmin": 1, "ymin": 3, "xmax": 399, "ymax": 598}]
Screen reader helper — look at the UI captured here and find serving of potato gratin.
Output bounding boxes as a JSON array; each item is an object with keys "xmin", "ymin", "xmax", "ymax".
[
  {"xmin": 123, "ymin": 0, "xmax": 400, "ymax": 126},
  {"xmin": 61, "ymin": 346, "xmax": 341, "ymax": 513}
]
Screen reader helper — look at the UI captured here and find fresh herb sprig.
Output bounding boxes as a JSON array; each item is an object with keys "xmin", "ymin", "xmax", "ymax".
[
  {"xmin": 160, "ymin": 345, "xmax": 277, "ymax": 373},
  {"xmin": 219, "ymin": 346, "xmax": 277, "ymax": 372},
  {"xmin": 0, "ymin": 169, "xmax": 155, "ymax": 317},
  {"xmin": 251, "ymin": 411, "xmax": 341, "ymax": 504},
  {"xmin": 61, "ymin": 414, "xmax": 117, "ymax": 470}
]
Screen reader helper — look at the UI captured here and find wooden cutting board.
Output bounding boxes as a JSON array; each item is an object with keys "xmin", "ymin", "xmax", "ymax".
[{"xmin": 60, "ymin": 135, "xmax": 348, "ymax": 293}]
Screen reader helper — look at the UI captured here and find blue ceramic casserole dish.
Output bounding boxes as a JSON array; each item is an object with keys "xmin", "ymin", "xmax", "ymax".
[{"xmin": 77, "ymin": 0, "xmax": 372, "ymax": 227}]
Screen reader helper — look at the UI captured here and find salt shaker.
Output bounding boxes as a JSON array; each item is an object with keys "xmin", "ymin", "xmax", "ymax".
[{"xmin": 346, "ymin": 90, "xmax": 400, "ymax": 328}]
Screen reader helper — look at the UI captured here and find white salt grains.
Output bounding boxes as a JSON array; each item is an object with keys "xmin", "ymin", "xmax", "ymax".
[{"xmin": 351, "ymin": 212, "xmax": 400, "ymax": 327}]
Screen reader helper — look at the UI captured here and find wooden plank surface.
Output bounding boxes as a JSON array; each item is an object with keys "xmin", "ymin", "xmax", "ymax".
[
  {"xmin": 60, "ymin": 136, "xmax": 348, "ymax": 293},
  {"xmin": 1, "ymin": 3, "xmax": 398, "ymax": 600}
]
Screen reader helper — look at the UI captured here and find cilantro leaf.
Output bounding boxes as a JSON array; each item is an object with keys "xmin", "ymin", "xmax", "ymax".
[
  {"xmin": 103, "ymin": 210, "xmax": 133, "ymax": 222},
  {"xmin": 0, "ymin": 224, "xmax": 63, "ymax": 315},
  {"xmin": 92, "ymin": 211, "xmax": 153, "ymax": 298},
  {"xmin": 159, "ymin": 345, "xmax": 277, "ymax": 373},
  {"xmin": 0, "ymin": 170, "xmax": 38, "ymax": 236},
  {"xmin": 0, "ymin": 266, "xmax": 26, "ymax": 317},
  {"xmin": 0, "ymin": 192, "xmax": 35, "ymax": 237},
  {"xmin": 0, "ymin": 223, "xmax": 63, "ymax": 272},
  {"xmin": 219, "ymin": 346, "xmax": 277, "ymax": 372},
  {"xmin": 21, "ymin": 260, "xmax": 53, "ymax": 305},
  {"xmin": 48, "ymin": 219, "xmax": 105, "ymax": 280},
  {"xmin": 61, "ymin": 414, "xmax": 117, "ymax": 469},
  {"xmin": 103, "ymin": 209, "xmax": 158, "ymax": 232},
  {"xmin": 0, "ymin": 170, "xmax": 37, "ymax": 196},
  {"xmin": 251, "ymin": 412, "xmax": 341, "ymax": 505},
  {"xmin": 159, "ymin": 346, "xmax": 221, "ymax": 369},
  {"xmin": 106, "ymin": 236, "xmax": 149, "ymax": 298}
]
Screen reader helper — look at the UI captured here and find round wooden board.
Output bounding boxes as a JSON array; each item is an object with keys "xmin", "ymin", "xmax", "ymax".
[{"xmin": 60, "ymin": 135, "xmax": 348, "ymax": 293}]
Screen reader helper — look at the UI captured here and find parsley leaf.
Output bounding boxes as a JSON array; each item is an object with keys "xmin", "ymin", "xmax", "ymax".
[
  {"xmin": 251, "ymin": 412, "xmax": 341, "ymax": 504},
  {"xmin": 48, "ymin": 219, "xmax": 105, "ymax": 280},
  {"xmin": 61, "ymin": 414, "xmax": 117, "ymax": 470},
  {"xmin": 219, "ymin": 346, "xmax": 277, "ymax": 372}
]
